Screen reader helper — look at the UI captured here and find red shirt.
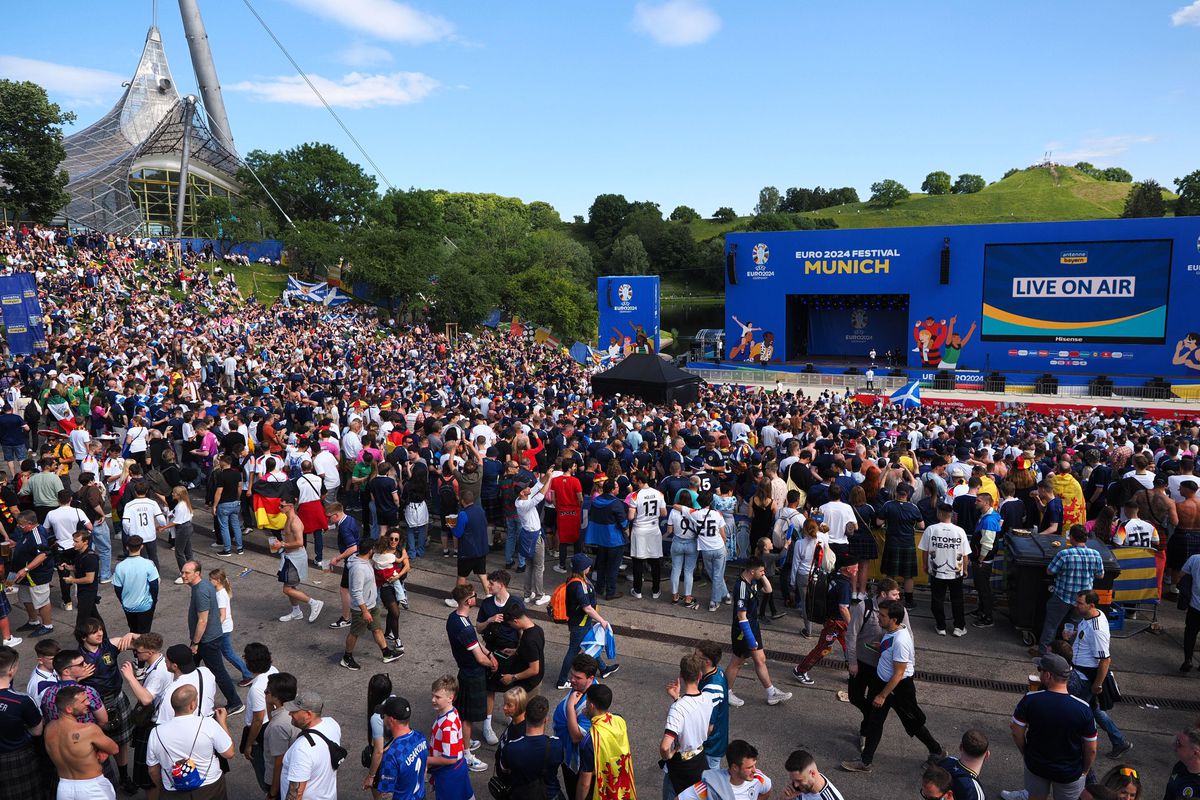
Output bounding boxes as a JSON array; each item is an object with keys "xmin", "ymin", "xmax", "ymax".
[{"xmin": 550, "ymin": 474, "xmax": 583, "ymax": 510}]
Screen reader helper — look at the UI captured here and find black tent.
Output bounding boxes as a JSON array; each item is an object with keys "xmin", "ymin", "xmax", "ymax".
[{"xmin": 590, "ymin": 354, "xmax": 702, "ymax": 405}]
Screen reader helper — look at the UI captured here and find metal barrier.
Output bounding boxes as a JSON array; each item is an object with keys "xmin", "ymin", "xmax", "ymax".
[{"xmin": 685, "ymin": 367, "xmax": 908, "ymax": 392}]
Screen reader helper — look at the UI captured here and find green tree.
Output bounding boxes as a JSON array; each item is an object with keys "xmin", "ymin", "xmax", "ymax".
[
  {"xmin": 608, "ymin": 234, "xmax": 649, "ymax": 275},
  {"xmin": 1002, "ymin": 167, "xmax": 1021, "ymax": 179},
  {"xmin": 0, "ymin": 80, "xmax": 74, "ymax": 222},
  {"xmin": 669, "ymin": 205, "xmax": 700, "ymax": 223},
  {"xmin": 239, "ymin": 142, "xmax": 378, "ymax": 227},
  {"xmin": 921, "ymin": 171, "xmax": 951, "ymax": 195},
  {"xmin": 521, "ymin": 229, "xmax": 594, "ymax": 283},
  {"xmin": 711, "ymin": 207, "xmax": 737, "ymax": 222},
  {"xmin": 1121, "ymin": 180, "xmax": 1167, "ymax": 218},
  {"xmin": 951, "ymin": 173, "xmax": 985, "ymax": 194},
  {"xmin": 425, "ymin": 255, "xmax": 501, "ymax": 330},
  {"xmin": 587, "ymin": 193, "xmax": 631, "ymax": 253},
  {"xmin": 868, "ymin": 179, "xmax": 909, "ymax": 208},
  {"xmin": 1101, "ymin": 167, "xmax": 1133, "ymax": 183},
  {"xmin": 282, "ymin": 220, "xmax": 346, "ymax": 276},
  {"xmin": 755, "ymin": 186, "xmax": 781, "ymax": 214},
  {"xmin": 527, "ymin": 200, "xmax": 561, "ymax": 230},
  {"xmin": 193, "ymin": 196, "xmax": 280, "ymax": 250},
  {"xmin": 502, "ymin": 263, "xmax": 596, "ymax": 342},
  {"xmin": 1174, "ymin": 170, "xmax": 1200, "ymax": 217}
]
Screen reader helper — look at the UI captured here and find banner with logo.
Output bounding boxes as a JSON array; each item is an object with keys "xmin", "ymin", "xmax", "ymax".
[
  {"xmin": 597, "ymin": 275, "xmax": 660, "ymax": 354},
  {"xmin": 0, "ymin": 273, "xmax": 47, "ymax": 355}
]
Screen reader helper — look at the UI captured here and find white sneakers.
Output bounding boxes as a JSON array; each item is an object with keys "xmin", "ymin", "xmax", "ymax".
[
  {"xmin": 482, "ymin": 725, "xmax": 500, "ymax": 745},
  {"xmin": 534, "ymin": 594, "xmax": 551, "ymax": 606},
  {"xmin": 727, "ymin": 692, "xmax": 745, "ymax": 707},
  {"xmin": 467, "ymin": 754, "xmax": 488, "ymax": 772},
  {"xmin": 2, "ymin": 637, "xmax": 22, "ymax": 647},
  {"xmin": 766, "ymin": 687, "xmax": 793, "ymax": 705},
  {"xmin": 279, "ymin": 609, "xmax": 303, "ymax": 622},
  {"xmin": 308, "ymin": 600, "xmax": 325, "ymax": 622},
  {"xmin": 952, "ymin": 628, "xmax": 967, "ymax": 637}
]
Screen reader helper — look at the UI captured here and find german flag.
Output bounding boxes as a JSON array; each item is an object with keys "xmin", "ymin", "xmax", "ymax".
[{"xmin": 252, "ymin": 479, "xmax": 298, "ymax": 531}]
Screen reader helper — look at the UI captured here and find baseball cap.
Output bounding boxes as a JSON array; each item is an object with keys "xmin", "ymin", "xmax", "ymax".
[
  {"xmin": 284, "ymin": 690, "xmax": 325, "ymax": 715},
  {"xmin": 381, "ymin": 696, "xmax": 411, "ymax": 721},
  {"xmin": 1035, "ymin": 654, "xmax": 1071, "ymax": 679}
]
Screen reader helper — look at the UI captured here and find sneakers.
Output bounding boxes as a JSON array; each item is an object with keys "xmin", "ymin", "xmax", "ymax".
[
  {"xmin": 307, "ymin": 600, "xmax": 325, "ymax": 622},
  {"xmin": 709, "ymin": 602, "xmax": 720, "ymax": 612},
  {"xmin": 444, "ymin": 598, "xmax": 458, "ymax": 608},
  {"xmin": 1181, "ymin": 661, "xmax": 1194, "ymax": 673},
  {"xmin": 935, "ymin": 629, "xmax": 947, "ymax": 636},
  {"xmin": 482, "ymin": 725, "xmax": 500, "ymax": 746},
  {"xmin": 684, "ymin": 598, "xmax": 699, "ymax": 610},
  {"xmin": 174, "ymin": 577, "xmax": 185, "ymax": 585},
  {"xmin": 972, "ymin": 617, "xmax": 994, "ymax": 628},
  {"xmin": 599, "ymin": 663, "xmax": 621, "ymax": 679},
  {"xmin": 217, "ymin": 550, "xmax": 233, "ymax": 556},
  {"xmin": 339, "ymin": 654, "xmax": 361, "ymax": 670},
  {"xmin": 238, "ymin": 677, "xmax": 256, "ymax": 688},
  {"xmin": 952, "ymin": 628, "xmax": 967, "ymax": 638},
  {"xmin": 534, "ymin": 594, "xmax": 551, "ymax": 606},
  {"xmin": 629, "ymin": 591, "xmax": 643, "ymax": 599},
  {"xmin": 226, "ymin": 703, "xmax": 246, "ymax": 717},
  {"xmin": 2, "ymin": 636, "xmax": 21, "ymax": 647},
  {"xmin": 468, "ymin": 739, "xmax": 482, "ymax": 752},
  {"xmin": 1108, "ymin": 742, "xmax": 1133, "ymax": 759},
  {"xmin": 553, "ymin": 565, "xmax": 567, "ymax": 574},
  {"xmin": 442, "ymin": 549, "xmax": 451, "ymax": 558},
  {"xmin": 1000, "ymin": 790, "xmax": 1030, "ymax": 800},
  {"xmin": 840, "ymin": 760, "xmax": 872, "ymax": 773},
  {"xmin": 210, "ymin": 542, "xmax": 225, "ymax": 549},
  {"xmin": 766, "ymin": 687, "xmax": 793, "ymax": 705},
  {"xmin": 279, "ymin": 609, "xmax": 304, "ymax": 622},
  {"xmin": 400, "ymin": 598, "xmax": 410, "ymax": 610},
  {"xmin": 236, "ymin": 548, "xmax": 245, "ymax": 556},
  {"xmin": 381, "ymin": 648, "xmax": 404, "ymax": 663},
  {"xmin": 791, "ymin": 667, "xmax": 815, "ymax": 686},
  {"xmin": 467, "ymin": 754, "xmax": 488, "ymax": 773},
  {"xmin": 727, "ymin": 692, "xmax": 745, "ymax": 707},
  {"xmin": 31, "ymin": 625, "xmax": 54, "ymax": 637},
  {"xmin": 100, "ymin": 577, "xmax": 113, "ymax": 584},
  {"xmin": 15, "ymin": 621, "xmax": 36, "ymax": 632},
  {"xmin": 329, "ymin": 617, "xmax": 351, "ymax": 629},
  {"xmin": 556, "ymin": 681, "xmax": 572, "ymax": 690},
  {"xmin": 64, "ymin": 601, "xmax": 73, "ymax": 612},
  {"xmin": 652, "ymin": 591, "xmax": 661, "ymax": 599}
]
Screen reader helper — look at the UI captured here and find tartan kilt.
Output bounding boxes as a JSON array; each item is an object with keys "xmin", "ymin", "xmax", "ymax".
[
  {"xmin": 131, "ymin": 720, "xmax": 155, "ymax": 789},
  {"xmin": 0, "ymin": 743, "xmax": 49, "ymax": 800},
  {"xmin": 483, "ymin": 495, "xmax": 502, "ymax": 526},
  {"xmin": 848, "ymin": 529, "xmax": 879, "ymax": 561},
  {"xmin": 102, "ymin": 690, "xmax": 134, "ymax": 746},
  {"xmin": 1167, "ymin": 529, "xmax": 1200, "ymax": 571},
  {"xmin": 882, "ymin": 540, "xmax": 919, "ymax": 578}
]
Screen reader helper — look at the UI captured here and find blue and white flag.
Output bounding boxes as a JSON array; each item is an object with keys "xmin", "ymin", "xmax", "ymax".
[{"xmin": 890, "ymin": 380, "xmax": 921, "ymax": 408}]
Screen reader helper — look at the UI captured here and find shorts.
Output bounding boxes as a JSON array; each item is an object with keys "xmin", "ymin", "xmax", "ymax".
[
  {"xmin": 350, "ymin": 605, "xmax": 385, "ymax": 636},
  {"xmin": 457, "ymin": 555, "xmax": 488, "ymax": 579},
  {"xmin": 340, "ymin": 568, "xmax": 351, "ymax": 589},
  {"xmin": 277, "ymin": 550, "xmax": 307, "ymax": 587},
  {"xmin": 2, "ymin": 443, "xmax": 27, "ymax": 462},
  {"xmin": 1023, "ymin": 766, "xmax": 1086, "ymax": 800},
  {"xmin": 455, "ymin": 667, "xmax": 488, "ymax": 722},
  {"xmin": 18, "ymin": 581, "xmax": 51, "ymax": 609},
  {"xmin": 55, "ymin": 776, "xmax": 116, "ymax": 800},
  {"xmin": 730, "ymin": 624, "xmax": 762, "ymax": 658}
]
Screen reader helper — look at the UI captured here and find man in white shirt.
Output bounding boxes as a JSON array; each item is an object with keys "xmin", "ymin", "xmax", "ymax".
[
  {"xmin": 281, "ymin": 691, "xmax": 342, "ymax": 800},
  {"xmin": 341, "ymin": 420, "xmax": 364, "ymax": 464},
  {"xmin": 662, "ymin": 653, "xmax": 715, "ymax": 797},
  {"xmin": 147, "ymin": 684, "xmax": 235, "ymax": 795},
  {"xmin": 918, "ymin": 502, "xmax": 972, "ymax": 637},
  {"xmin": 1114, "ymin": 501, "xmax": 1158, "ymax": 549},
  {"xmin": 158, "ymin": 645, "xmax": 217, "ymax": 724},
  {"xmin": 310, "ymin": 442, "xmax": 341, "ymax": 503},
  {"xmin": 819, "ymin": 485, "xmax": 855, "ymax": 549},
  {"xmin": 121, "ymin": 483, "xmax": 166, "ymax": 567},
  {"xmin": 515, "ymin": 474, "xmax": 551, "ymax": 605},
  {"xmin": 1068, "ymin": 589, "xmax": 1131, "ymax": 758},
  {"xmin": 783, "ymin": 748, "xmax": 842, "ymax": 800}
]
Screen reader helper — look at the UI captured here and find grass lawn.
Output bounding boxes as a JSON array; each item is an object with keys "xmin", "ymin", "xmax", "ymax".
[{"xmin": 226, "ymin": 262, "xmax": 289, "ymax": 303}]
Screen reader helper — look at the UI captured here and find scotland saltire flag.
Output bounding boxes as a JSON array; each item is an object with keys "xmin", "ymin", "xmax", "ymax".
[{"xmin": 890, "ymin": 381, "xmax": 922, "ymax": 408}]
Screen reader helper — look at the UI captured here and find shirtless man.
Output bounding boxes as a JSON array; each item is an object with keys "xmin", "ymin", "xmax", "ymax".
[
  {"xmin": 1173, "ymin": 480, "xmax": 1200, "ymax": 593},
  {"xmin": 45, "ymin": 684, "xmax": 120, "ymax": 800},
  {"xmin": 277, "ymin": 498, "xmax": 324, "ymax": 623}
]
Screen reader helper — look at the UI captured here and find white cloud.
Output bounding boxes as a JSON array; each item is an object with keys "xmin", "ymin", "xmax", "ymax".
[
  {"xmin": 1047, "ymin": 134, "xmax": 1156, "ymax": 164},
  {"xmin": 0, "ymin": 55, "xmax": 124, "ymax": 106},
  {"xmin": 1171, "ymin": 1, "xmax": 1200, "ymax": 26},
  {"xmin": 338, "ymin": 42, "xmax": 394, "ymax": 67},
  {"xmin": 228, "ymin": 71, "xmax": 439, "ymax": 108},
  {"xmin": 632, "ymin": 0, "xmax": 721, "ymax": 46},
  {"xmin": 285, "ymin": 0, "xmax": 452, "ymax": 43}
]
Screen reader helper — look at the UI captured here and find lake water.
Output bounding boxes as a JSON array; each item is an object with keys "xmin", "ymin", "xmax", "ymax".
[{"xmin": 660, "ymin": 301, "xmax": 725, "ymax": 352}]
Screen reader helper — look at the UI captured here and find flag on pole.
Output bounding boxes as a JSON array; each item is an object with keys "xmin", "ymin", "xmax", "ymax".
[{"xmin": 889, "ymin": 381, "xmax": 922, "ymax": 408}]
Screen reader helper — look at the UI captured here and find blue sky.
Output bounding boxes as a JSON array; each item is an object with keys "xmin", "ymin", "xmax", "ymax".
[{"xmin": 3, "ymin": 0, "xmax": 1199, "ymax": 220}]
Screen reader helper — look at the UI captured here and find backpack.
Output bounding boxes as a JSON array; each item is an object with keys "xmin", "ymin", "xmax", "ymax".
[
  {"xmin": 549, "ymin": 577, "xmax": 584, "ymax": 624},
  {"xmin": 301, "ymin": 728, "xmax": 348, "ymax": 771}
]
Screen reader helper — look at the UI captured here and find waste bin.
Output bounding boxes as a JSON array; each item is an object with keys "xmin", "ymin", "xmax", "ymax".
[{"xmin": 1004, "ymin": 533, "xmax": 1120, "ymax": 646}]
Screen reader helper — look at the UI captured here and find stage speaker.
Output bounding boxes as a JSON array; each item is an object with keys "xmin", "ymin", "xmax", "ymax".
[
  {"xmin": 939, "ymin": 238, "xmax": 951, "ymax": 285},
  {"xmin": 984, "ymin": 372, "xmax": 1006, "ymax": 392},
  {"xmin": 804, "ymin": 363, "xmax": 815, "ymax": 373},
  {"xmin": 934, "ymin": 370, "xmax": 955, "ymax": 390},
  {"xmin": 1088, "ymin": 375, "xmax": 1113, "ymax": 397},
  {"xmin": 845, "ymin": 367, "xmax": 860, "ymax": 375},
  {"xmin": 726, "ymin": 245, "xmax": 738, "ymax": 285},
  {"xmin": 1035, "ymin": 373, "xmax": 1059, "ymax": 395}
]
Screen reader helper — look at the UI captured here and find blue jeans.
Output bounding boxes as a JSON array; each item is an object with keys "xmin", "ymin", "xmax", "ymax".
[
  {"xmin": 670, "ymin": 537, "xmax": 698, "ymax": 597},
  {"xmin": 1039, "ymin": 594, "xmax": 1075, "ymax": 654},
  {"xmin": 504, "ymin": 518, "xmax": 525, "ymax": 569},
  {"xmin": 216, "ymin": 502, "xmax": 242, "ymax": 551},
  {"xmin": 407, "ymin": 524, "xmax": 427, "ymax": 559},
  {"xmin": 312, "ymin": 528, "xmax": 324, "ymax": 562},
  {"xmin": 218, "ymin": 632, "xmax": 253, "ymax": 682},
  {"xmin": 1094, "ymin": 707, "xmax": 1127, "ymax": 748},
  {"xmin": 92, "ymin": 520, "xmax": 112, "ymax": 581},
  {"xmin": 555, "ymin": 622, "xmax": 608, "ymax": 685},
  {"xmin": 701, "ymin": 548, "xmax": 729, "ymax": 606},
  {"xmin": 196, "ymin": 638, "xmax": 242, "ymax": 708}
]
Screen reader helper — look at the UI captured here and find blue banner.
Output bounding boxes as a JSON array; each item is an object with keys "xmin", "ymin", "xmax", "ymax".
[
  {"xmin": 807, "ymin": 306, "xmax": 907, "ymax": 356},
  {"xmin": 0, "ymin": 273, "xmax": 46, "ymax": 355},
  {"xmin": 597, "ymin": 275, "xmax": 659, "ymax": 354}
]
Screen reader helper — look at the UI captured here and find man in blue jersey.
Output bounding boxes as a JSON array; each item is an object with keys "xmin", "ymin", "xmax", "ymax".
[
  {"xmin": 372, "ymin": 696, "xmax": 428, "ymax": 800},
  {"xmin": 1010, "ymin": 653, "xmax": 1097, "ymax": 800},
  {"xmin": 937, "ymin": 730, "xmax": 989, "ymax": 800}
]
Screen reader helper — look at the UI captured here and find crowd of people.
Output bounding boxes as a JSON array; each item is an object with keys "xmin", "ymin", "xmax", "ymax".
[{"xmin": 0, "ymin": 222, "xmax": 1199, "ymax": 800}]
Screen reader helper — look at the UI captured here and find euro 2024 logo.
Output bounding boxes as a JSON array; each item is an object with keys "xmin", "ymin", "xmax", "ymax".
[
  {"xmin": 851, "ymin": 309, "xmax": 868, "ymax": 330},
  {"xmin": 751, "ymin": 243, "xmax": 769, "ymax": 266},
  {"xmin": 617, "ymin": 283, "xmax": 634, "ymax": 304}
]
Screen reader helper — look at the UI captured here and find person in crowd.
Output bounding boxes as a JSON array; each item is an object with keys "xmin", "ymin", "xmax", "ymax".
[
  {"xmin": 111, "ymin": 534, "xmax": 159, "ymax": 633},
  {"xmin": 181, "ymin": 560, "xmax": 244, "ymax": 715},
  {"xmin": 1009, "ymin": 653, "xmax": 1097, "ymax": 800},
  {"xmin": 1037, "ymin": 525, "xmax": 1105, "ymax": 657},
  {"xmin": 574, "ymin": 683, "xmax": 635, "ymax": 800},
  {"xmin": 782, "ymin": 748, "xmax": 843, "ymax": 800},
  {"xmin": 726, "ymin": 556, "xmax": 793, "ymax": 707},
  {"xmin": 146, "ymin": 684, "xmax": 236, "ymax": 797},
  {"xmin": 281, "ymin": 691, "xmax": 343, "ymax": 800},
  {"xmin": 0, "ymin": 647, "xmax": 47, "ymax": 800},
  {"xmin": 372, "ymin": 696, "xmax": 429, "ymax": 800},
  {"xmin": 497, "ymin": 694, "xmax": 564, "ymax": 800},
  {"xmin": 44, "ymin": 685, "xmax": 120, "ymax": 800},
  {"xmin": 554, "ymin": 553, "xmax": 617, "ymax": 687}
]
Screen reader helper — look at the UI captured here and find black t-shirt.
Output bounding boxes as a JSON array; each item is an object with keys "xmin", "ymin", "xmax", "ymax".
[
  {"xmin": 731, "ymin": 577, "xmax": 761, "ymax": 633},
  {"xmin": 999, "ymin": 498, "xmax": 1026, "ymax": 534},
  {"xmin": 478, "ymin": 594, "xmax": 524, "ymax": 650},
  {"xmin": 1012, "ymin": 691, "xmax": 1097, "ymax": 783},
  {"xmin": 74, "ymin": 551, "xmax": 100, "ymax": 598},
  {"xmin": 11, "ymin": 527, "xmax": 54, "ymax": 583},
  {"xmin": 214, "ymin": 468, "xmax": 241, "ymax": 499},
  {"xmin": 446, "ymin": 610, "xmax": 484, "ymax": 672},
  {"xmin": 369, "ymin": 476, "xmax": 399, "ymax": 517},
  {"xmin": 0, "ymin": 688, "xmax": 41, "ymax": 751},
  {"xmin": 510, "ymin": 625, "xmax": 546, "ymax": 689}
]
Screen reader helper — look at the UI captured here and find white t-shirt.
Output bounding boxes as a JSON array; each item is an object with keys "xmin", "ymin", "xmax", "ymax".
[
  {"xmin": 689, "ymin": 508, "xmax": 727, "ymax": 553},
  {"xmin": 215, "ymin": 588, "xmax": 235, "ymax": 634},
  {"xmin": 282, "ymin": 718, "xmax": 343, "ymax": 800},
  {"xmin": 677, "ymin": 770, "xmax": 773, "ymax": 800},
  {"xmin": 313, "ymin": 450, "xmax": 340, "ymax": 490},
  {"xmin": 137, "ymin": 656, "xmax": 174, "ymax": 715},
  {"xmin": 244, "ymin": 666, "xmax": 280, "ymax": 728},
  {"xmin": 147, "ymin": 714, "xmax": 233, "ymax": 790},
  {"xmin": 877, "ymin": 626, "xmax": 916, "ymax": 681},
  {"xmin": 819, "ymin": 501, "xmax": 854, "ymax": 545},
  {"xmin": 668, "ymin": 509, "xmax": 695, "ymax": 541},
  {"xmin": 157, "ymin": 667, "xmax": 217, "ymax": 724},
  {"xmin": 918, "ymin": 522, "xmax": 971, "ymax": 579},
  {"xmin": 663, "ymin": 692, "xmax": 712, "ymax": 753},
  {"xmin": 629, "ymin": 488, "xmax": 666, "ymax": 534},
  {"xmin": 45, "ymin": 506, "xmax": 90, "ymax": 549},
  {"xmin": 1071, "ymin": 611, "xmax": 1111, "ymax": 669},
  {"xmin": 123, "ymin": 498, "xmax": 166, "ymax": 541},
  {"xmin": 1114, "ymin": 518, "xmax": 1158, "ymax": 549},
  {"xmin": 171, "ymin": 503, "xmax": 193, "ymax": 525}
]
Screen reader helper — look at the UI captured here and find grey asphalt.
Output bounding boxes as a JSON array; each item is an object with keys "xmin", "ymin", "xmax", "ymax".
[{"xmin": 33, "ymin": 512, "xmax": 1198, "ymax": 800}]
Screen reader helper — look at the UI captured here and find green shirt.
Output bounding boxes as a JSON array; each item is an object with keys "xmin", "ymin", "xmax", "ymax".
[{"xmin": 21, "ymin": 472, "xmax": 65, "ymax": 508}]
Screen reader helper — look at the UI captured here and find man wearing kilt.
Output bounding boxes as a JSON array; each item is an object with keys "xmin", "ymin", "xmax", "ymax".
[
  {"xmin": 878, "ymin": 484, "xmax": 924, "ymax": 609},
  {"xmin": 118, "ymin": 632, "xmax": 173, "ymax": 793},
  {"xmin": 76, "ymin": 617, "xmax": 139, "ymax": 794},
  {"xmin": 0, "ymin": 646, "xmax": 49, "ymax": 800}
]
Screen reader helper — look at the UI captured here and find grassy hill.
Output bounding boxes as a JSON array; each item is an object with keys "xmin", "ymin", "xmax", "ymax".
[{"xmin": 692, "ymin": 166, "xmax": 1176, "ymax": 240}]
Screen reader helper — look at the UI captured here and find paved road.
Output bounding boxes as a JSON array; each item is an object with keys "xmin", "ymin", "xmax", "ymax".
[{"xmin": 31, "ymin": 512, "xmax": 1199, "ymax": 800}]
